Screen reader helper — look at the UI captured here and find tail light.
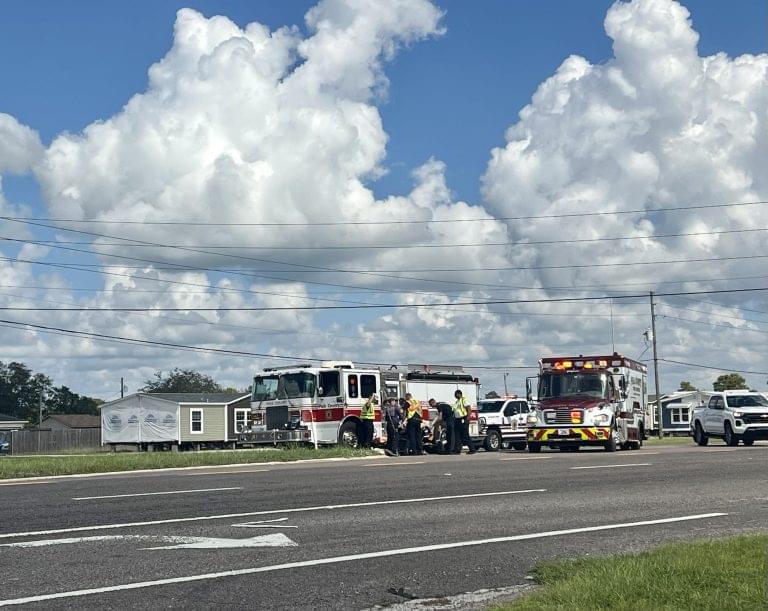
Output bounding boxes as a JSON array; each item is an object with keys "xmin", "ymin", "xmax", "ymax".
[{"xmin": 469, "ymin": 410, "xmax": 478, "ymax": 421}]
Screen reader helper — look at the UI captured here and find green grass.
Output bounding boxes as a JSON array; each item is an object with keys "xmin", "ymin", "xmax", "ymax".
[
  {"xmin": 497, "ymin": 534, "xmax": 768, "ymax": 610},
  {"xmin": 0, "ymin": 446, "xmax": 377, "ymax": 479}
]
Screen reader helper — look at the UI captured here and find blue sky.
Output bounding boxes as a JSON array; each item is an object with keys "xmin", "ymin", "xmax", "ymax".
[
  {"xmin": 1, "ymin": 0, "xmax": 767, "ymax": 396},
  {"xmin": 1, "ymin": 0, "xmax": 764, "ymax": 208}
]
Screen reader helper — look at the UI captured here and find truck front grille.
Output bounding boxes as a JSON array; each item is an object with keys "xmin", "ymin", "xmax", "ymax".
[
  {"xmin": 741, "ymin": 413, "xmax": 768, "ymax": 425},
  {"xmin": 543, "ymin": 409, "xmax": 583, "ymax": 424},
  {"xmin": 265, "ymin": 406, "xmax": 289, "ymax": 430}
]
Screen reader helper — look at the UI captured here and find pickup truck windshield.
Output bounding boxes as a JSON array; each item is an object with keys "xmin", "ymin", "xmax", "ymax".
[
  {"xmin": 725, "ymin": 395, "xmax": 768, "ymax": 408},
  {"xmin": 539, "ymin": 373, "xmax": 606, "ymax": 399},
  {"xmin": 252, "ymin": 375, "xmax": 279, "ymax": 401},
  {"xmin": 478, "ymin": 400, "xmax": 505, "ymax": 413}
]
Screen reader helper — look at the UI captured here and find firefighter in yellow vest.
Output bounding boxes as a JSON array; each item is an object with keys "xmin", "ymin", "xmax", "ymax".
[
  {"xmin": 404, "ymin": 393, "xmax": 424, "ymax": 455},
  {"xmin": 453, "ymin": 390, "xmax": 477, "ymax": 454},
  {"xmin": 359, "ymin": 393, "xmax": 377, "ymax": 448}
]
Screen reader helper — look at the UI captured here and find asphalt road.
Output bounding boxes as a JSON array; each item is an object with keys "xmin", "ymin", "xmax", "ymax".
[{"xmin": 1, "ymin": 442, "xmax": 767, "ymax": 609}]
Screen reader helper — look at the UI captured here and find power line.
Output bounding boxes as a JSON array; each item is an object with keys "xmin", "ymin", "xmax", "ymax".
[
  {"xmin": 659, "ymin": 313, "xmax": 768, "ymax": 335},
  {"xmin": 659, "ymin": 358, "xmax": 768, "ymax": 376},
  {"xmin": 2, "ymin": 286, "xmax": 768, "ymax": 312},
  {"xmin": 13, "ymin": 225, "xmax": 768, "ymax": 250},
  {"xmin": 0, "ymin": 318, "xmax": 537, "ymax": 370},
  {"xmin": 3, "ymin": 198, "xmax": 766, "ymax": 226},
  {"xmin": 659, "ymin": 303, "xmax": 768, "ymax": 325},
  {"xmin": 668, "ymin": 295, "xmax": 768, "ymax": 317}
]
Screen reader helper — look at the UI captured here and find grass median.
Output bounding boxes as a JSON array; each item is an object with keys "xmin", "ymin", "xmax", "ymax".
[
  {"xmin": 644, "ymin": 435, "xmax": 694, "ymax": 446},
  {"xmin": 497, "ymin": 534, "xmax": 767, "ymax": 610},
  {"xmin": 0, "ymin": 446, "xmax": 378, "ymax": 479}
]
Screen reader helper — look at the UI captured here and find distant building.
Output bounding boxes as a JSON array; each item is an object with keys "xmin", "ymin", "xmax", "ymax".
[
  {"xmin": 648, "ymin": 390, "xmax": 711, "ymax": 434},
  {"xmin": 42, "ymin": 414, "xmax": 101, "ymax": 431},
  {"xmin": 100, "ymin": 392, "xmax": 251, "ymax": 450},
  {"xmin": 0, "ymin": 413, "xmax": 27, "ymax": 431}
]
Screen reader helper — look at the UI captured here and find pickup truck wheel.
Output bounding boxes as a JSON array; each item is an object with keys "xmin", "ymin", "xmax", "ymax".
[
  {"xmin": 724, "ymin": 422, "xmax": 740, "ymax": 446},
  {"xmin": 483, "ymin": 429, "xmax": 501, "ymax": 452},
  {"xmin": 743, "ymin": 438, "xmax": 755, "ymax": 446},
  {"xmin": 527, "ymin": 442, "xmax": 541, "ymax": 453},
  {"xmin": 693, "ymin": 422, "xmax": 709, "ymax": 446},
  {"xmin": 512, "ymin": 442, "xmax": 527, "ymax": 451}
]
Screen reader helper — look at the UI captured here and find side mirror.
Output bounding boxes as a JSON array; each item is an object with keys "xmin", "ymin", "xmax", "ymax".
[{"xmin": 317, "ymin": 386, "xmax": 323, "ymax": 396}]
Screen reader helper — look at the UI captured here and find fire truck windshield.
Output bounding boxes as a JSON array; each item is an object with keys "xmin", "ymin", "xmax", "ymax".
[
  {"xmin": 277, "ymin": 372, "xmax": 317, "ymax": 399},
  {"xmin": 252, "ymin": 375, "xmax": 278, "ymax": 401},
  {"xmin": 538, "ymin": 372, "xmax": 606, "ymax": 399}
]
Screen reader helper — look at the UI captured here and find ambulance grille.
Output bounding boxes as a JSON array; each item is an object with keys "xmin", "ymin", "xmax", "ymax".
[{"xmin": 543, "ymin": 409, "xmax": 583, "ymax": 424}]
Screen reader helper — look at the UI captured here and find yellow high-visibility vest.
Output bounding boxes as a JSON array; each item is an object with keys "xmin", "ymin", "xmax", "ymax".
[
  {"xmin": 361, "ymin": 398, "xmax": 376, "ymax": 420},
  {"xmin": 406, "ymin": 400, "xmax": 421, "ymax": 420},
  {"xmin": 453, "ymin": 397, "xmax": 468, "ymax": 418}
]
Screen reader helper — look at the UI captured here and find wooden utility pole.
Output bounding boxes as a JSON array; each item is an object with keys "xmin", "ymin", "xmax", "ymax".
[{"xmin": 650, "ymin": 292, "xmax": 662, "ymax": 439}]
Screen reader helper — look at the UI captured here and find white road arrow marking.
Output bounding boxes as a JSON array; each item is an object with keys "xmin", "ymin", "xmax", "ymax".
[
  {"xmin": 1, "ymin": 535, "xmax": 200, "ymax": 548},
  {"xmin": 147, "ymin": 533, "xmax": 297, "ymax": 550}
]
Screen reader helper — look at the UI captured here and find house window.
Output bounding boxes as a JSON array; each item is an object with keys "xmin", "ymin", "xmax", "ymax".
[
  {"xmin": 234, "ymin": 409, "xmax": 250, "ymax": 433},
  {"xmin": 191, "ymin": 409, "xmax": 204, "ymax": 434},
  {"xmin": 669, "ymin": 407, "xmax": 689, "ymax": 424}
]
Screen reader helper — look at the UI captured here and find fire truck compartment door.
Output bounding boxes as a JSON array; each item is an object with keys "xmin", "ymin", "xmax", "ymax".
[{"xmin": 343, "ymin": 372, "xmax": 379, "ymax": 405}]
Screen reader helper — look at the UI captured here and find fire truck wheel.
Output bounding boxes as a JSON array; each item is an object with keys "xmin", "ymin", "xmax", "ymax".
[
  {"xmin": 604, "ymin": 432, "xmax": 619, "ymax": 452},
  {"xmin": 483, "ymin": 429, "xmax": 502, "ymax": 452},
  {"xmin": 512, "ymin": 442, "xmax": 527, "ymax": 451},
  {"xmin": 527, "ymin": 442, "xmax": 541, "ymax": 453},
  {"xmin": 338, "ymin": 421, "xmax": 359, "ymax": 448}
]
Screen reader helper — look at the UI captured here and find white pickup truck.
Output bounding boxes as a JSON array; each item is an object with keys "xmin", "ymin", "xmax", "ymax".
[
  {"xmin": 691, "ymin": 391, "xmax": 768, "ymax": 446},
  {"xmin": 477, "ymin": 397, "xmax": 530, "ymax": 451}
]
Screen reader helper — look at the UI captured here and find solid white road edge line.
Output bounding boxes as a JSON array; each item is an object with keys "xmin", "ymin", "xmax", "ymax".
[
  {"xmin": 0, "ymin": 512, "xmax": 727, "ymax": 607},
  {"xmin": 0, "ymin": 489, "xmax": 546, "ymax": 540},
  {"xmin": 0, "ymin": 455, "xmax": 387, "ymax": 484},
  {"xmin": 365, "ymin": 461, "xmax": 427, "ymax": 467},
  {"xmin": 571, "ymin": 463, "xmax": 652, "ymax": 470},
  {"xmin": 72, "ymin": 487, "xmax": 242, "ymax": 501},
  {"xmin": 499, "ymin": 457, "xmax": 552, "ymax": 461}
]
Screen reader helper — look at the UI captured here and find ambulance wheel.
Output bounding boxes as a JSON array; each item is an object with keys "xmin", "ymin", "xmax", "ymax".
[
  {"xmin": 512, "ymin": 442, "xmax": 527, "ymax": 451},
  {"xmin": 483, "ymin": 429, "xmax": 502, "ymax": 452},
  {"xmin": 527, "ymin": 442, "xmax": 541, "ymax": 453},
  {"xmin": 338, "ymin": 421, "xmax": 359, "ymax": 448}
]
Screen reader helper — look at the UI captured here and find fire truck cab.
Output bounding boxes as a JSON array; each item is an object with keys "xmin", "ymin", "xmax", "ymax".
[
  {"xmin": 239, "ymin": 361, "xmax": 483, "ymax": 449},
  {"xmin": 526, "ymin": 353, "xmax": 648, "ymax": 452}
]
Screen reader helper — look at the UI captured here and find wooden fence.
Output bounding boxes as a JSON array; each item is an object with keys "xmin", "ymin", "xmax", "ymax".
[{"xmin": 7, "ymin": 428, "xmax": 105, "ymax": 455}]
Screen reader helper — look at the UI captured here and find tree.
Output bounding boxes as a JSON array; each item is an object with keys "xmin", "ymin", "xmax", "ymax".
[
  {"xmin": 679, "ymin": 381, "xmax": 697, "ymax": 391},
  {"xmin": 484, "ymin": 390, "xmax": 501, "ymax": 399},
  {"xmin": 0, "ymin": 361, "xmax": 103, "ymax": 424},
  {"xmin": 713, "ymin": 373, "xmax": 747, "ymax": 392},
  {"xmin": 141, "ymin": 368, "xmax": 223, "ymax": 393}
]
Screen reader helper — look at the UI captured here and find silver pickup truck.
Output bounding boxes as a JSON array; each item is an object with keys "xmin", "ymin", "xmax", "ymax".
[{"xmin": 691, "ymin": 391, "xmax": 768, "ymax": 446}]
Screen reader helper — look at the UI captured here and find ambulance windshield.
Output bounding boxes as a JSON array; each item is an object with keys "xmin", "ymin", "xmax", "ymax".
[{"xmin": 538, "ymin": 373, "xmax": 606, "ymax": 399}]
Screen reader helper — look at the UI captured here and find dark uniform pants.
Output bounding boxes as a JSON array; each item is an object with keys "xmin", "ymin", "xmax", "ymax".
[
  {"xmin": 455, "ymin": 416, "xmax": 475, "ymax": 453},
  {"xmin": 406, "ymin": 420, "xmax": 423, "ymax": 455},
  {"xmin": 386, "ymin": 421, "xmax": 400, "ymax": 454},
  {"xmin": 358, "ymin": 419, "xmax": 374, "ymax": 448},
  {"xmin": 444, "ymin": 420, "xmax": 456, "ymax": 454}
]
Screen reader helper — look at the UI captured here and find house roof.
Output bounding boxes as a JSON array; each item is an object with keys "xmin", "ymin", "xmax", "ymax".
[
  {"xmin": 43, "ymin": 414, "xmax": 100, "ymax": 428},
  {"xmin": 0, "ymin": 412, "xmax": 27, "ymax": 423},
  {"xmin": 145, "ymin": 393, "xmax": 249, "ymax": 404}
]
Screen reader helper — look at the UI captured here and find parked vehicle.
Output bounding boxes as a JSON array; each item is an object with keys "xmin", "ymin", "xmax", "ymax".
[
  {"xmin": 691, "ymin": 391, "xmax": 768, "ymax": 446},
  {"xmin": 240, "ymin": 361, "xmax": 483, "ymax": 448},
  {"xmin": 477, "ymin": 396, "xmax": 529, "ymax": 451},
  {"xmin": 526, "ymin": 353, "xmax": 649, "ymax": 452},
  {"xmin": 0, "ymin": 433, "xmax": 9, "ymax": 454}
]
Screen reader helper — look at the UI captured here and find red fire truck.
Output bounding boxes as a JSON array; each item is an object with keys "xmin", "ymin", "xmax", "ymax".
[
  {"xmin": 238, "ymin": 361, "xmax": 482, "ymax": 448},
  {"xmin": 526, "ymin": 353, "xmax": 649, "ymax": 452}
]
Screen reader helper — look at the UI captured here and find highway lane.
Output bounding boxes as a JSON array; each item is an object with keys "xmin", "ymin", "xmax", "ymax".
[{"xmin": 1, "ymin": 443, "xmax": 766, "ymax": 609}]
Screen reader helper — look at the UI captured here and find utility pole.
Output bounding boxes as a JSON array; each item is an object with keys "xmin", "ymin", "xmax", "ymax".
[
  {"xmin": 120, "ymin": 377, "xmax": 124, "ymax": 398},
  {"xmin": 649, "ymin": 291, "xmax": 662, "ymax": 439},
  {"xmin": 38, "ymin": 390, "xmax": 43, "ymax": 453},
  {"xmin": 503, "ymin": 372, "xmax": 509, "ymax": 397}
]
